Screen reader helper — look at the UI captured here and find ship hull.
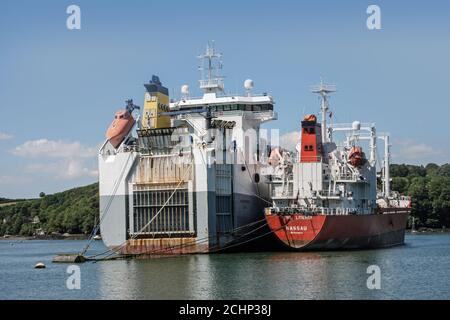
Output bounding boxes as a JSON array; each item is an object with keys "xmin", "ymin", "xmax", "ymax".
[
  {"xmin": 265, "ymin": 209, "xmax": 410, "ymax": 251},
  {"xmin": 99, "ymin": 192, "xmax": 269, "ymax": 256}
]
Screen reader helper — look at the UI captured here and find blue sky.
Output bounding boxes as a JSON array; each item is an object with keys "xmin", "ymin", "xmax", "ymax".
[{"xmin": 1, "ymin": 0, "xmax": 449, "ymax": 198}]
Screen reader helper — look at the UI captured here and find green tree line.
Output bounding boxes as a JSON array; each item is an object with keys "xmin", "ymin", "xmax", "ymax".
[
  {"xmin": 0, "ymin": 183, "xmax": 99, "ymax": 236},
  {"xmin": 391, "ymin": 164, "xmax": 450, "ymax": 228},
  {"xmin": 1, "ymin": 164, "xmax": 449, "ymax": 236}
]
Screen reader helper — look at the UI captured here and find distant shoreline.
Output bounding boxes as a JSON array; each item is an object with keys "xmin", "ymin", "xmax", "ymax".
[
  {"xmin": 1, "ymin": 234, "xmax": 90, "ymax": 241},
  {"xmin": 1, "ymin": 229, "xmax": 449, "ymax": 241}
]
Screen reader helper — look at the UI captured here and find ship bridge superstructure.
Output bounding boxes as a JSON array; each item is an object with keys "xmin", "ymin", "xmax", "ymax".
[{"xmin": 265, "ymin": 80, "xmax": 403, "ymax": 216}]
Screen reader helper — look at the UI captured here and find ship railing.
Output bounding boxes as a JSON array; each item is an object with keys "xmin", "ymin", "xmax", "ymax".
[
  {"xmin": 272, "ymin": 207, "xmax": 352, "ymax": 216},
  {"xmin": 247, "ymin": 110, "xmax": 278, "ymax": 122},
  {"xmin": 331, "ymin": 122, "xmax": 376, "ymax": 130},
  {"xmin": 316, "ymin": 190, "xmax": 342, "ymax": 198},
  {"xmin": 320, "ymin": 207, "xmax": 351, "ymax": 216},
  {"xmin": 199, "ymin": 79, "xmax": 224, "ymax": 90},
  {"xmin": 299, "ymin": 156, "xmax": 322, "ymax": 162},
  {"xmin": 335, "ymin": 173, "xmax": 353, "ymax": 180},
  {"xmin": 333, "ymin": 172, "xmax": 364, "ymax": 182},
  {"xmin": 173, "ymin": 92, "xmax": 274, "ymax": 102},
  {"xmin": 270, "ymin": 206, "xmax": 368, "ymax": 216}
]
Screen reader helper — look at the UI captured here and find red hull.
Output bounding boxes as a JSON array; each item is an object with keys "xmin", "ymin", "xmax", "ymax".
[{"xmin": 266, "ymin": 209, "xmax": 410, "ymax": 250}]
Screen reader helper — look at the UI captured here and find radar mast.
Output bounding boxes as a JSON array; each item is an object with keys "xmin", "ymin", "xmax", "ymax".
[
  {"xmin": 198, "ymin": 41, "xmax": 224, "ymax": 93},
  {"xmin": 311, "ymin": 79, "xmax": 336, "ymax": 143}
]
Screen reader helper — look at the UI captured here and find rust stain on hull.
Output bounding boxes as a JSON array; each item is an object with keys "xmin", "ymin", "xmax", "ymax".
[{"xmin": 119, "ymin": 237, "xmax": 209, "ymax": 256}]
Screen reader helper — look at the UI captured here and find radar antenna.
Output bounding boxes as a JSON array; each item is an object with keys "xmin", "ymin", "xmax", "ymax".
[
  {"xmin": 198, "ymin": 41, "xmax": 224, "ymax": 93},
  {"xmin": 310, "ymin": 79, "xmax": 336, "ymax": 143}
]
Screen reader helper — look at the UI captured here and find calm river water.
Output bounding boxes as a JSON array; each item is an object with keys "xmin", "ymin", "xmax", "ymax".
[{"xmin": 1, "ymin": 233, "xmax": 449, "ymax": 300}]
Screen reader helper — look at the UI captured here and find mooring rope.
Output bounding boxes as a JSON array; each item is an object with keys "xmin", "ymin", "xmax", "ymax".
[
  {"xmin": 85, "ymin": 161, "xmax": 193, "ymax": 260},
  {"xmin": 83, "ymin": 146, "xmax": 280, "ymax": 261},
  {"xmin": 209, "ymin": 223, "xmax": 289, "ymax": 254},
  {"xmin": 80, "ymin": 151, "xmax": 134, "ymax": 256},
  {"xmin": 132, "ymin": 217, "xmax": 269, "ymax": 257},
  {"xmin": 89, "ymin": 216, "xmax": 269, "ymax": 261}
]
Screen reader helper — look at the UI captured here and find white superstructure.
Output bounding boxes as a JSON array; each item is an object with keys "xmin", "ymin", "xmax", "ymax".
[{"xmin": 266, "ymin": 80, "xmax": 410, "ymax": 216}]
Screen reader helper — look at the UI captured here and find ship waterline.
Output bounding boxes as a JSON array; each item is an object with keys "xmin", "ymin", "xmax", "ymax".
[{"xmin": 100, "ymin": 192, "xmax": 267, "ymax": 254}]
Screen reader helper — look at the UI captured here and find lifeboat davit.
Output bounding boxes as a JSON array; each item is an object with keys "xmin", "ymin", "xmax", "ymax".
[
  {"xmin": 348, "ymin": 146, "xmax": 365, "ymax": 168},
  {"xmin": 106, "ymin": 100, "xmax": 139, "ymax": 149}
]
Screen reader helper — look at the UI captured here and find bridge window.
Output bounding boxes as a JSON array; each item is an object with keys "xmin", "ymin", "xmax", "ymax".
[{"xmin": 207, "ymin": 103, "xmax": 273, "ymax": 112}]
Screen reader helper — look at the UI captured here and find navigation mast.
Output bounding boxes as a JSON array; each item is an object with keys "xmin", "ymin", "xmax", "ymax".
[
  {"xmin": 379, "ymin": 134, "xmax": 391, "ymax": 199},
  {"xmin": 311, "ymin": 79, "xmax": 336, "ymax": 143},
  {"xmin": 198, "ymin": 41, "xmax": 224, "ymax": 93}
]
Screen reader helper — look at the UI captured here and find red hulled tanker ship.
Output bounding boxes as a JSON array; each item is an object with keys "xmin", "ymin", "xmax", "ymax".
[{"xmin": 263, "ymin": 82, "xmax": 410, "ymax": 251}]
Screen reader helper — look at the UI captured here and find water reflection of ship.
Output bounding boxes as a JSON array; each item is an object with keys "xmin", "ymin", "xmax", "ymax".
[
  {"xmin": 96, "ymin": 252, "xmax": 386, "ymax": 299},
  {"xmin": 98, "ymin": 256, "xmax": 214, "ymax": 299}
]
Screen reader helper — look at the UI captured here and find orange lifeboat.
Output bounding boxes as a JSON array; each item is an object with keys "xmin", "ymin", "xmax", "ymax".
[
  {"xmin": 106, "ymin": 100, "xmax": 139, "ymax": 149},
  {"xmin": 303, "ymin": 114, "xmax": 317, "ymax": 123},
  {"xmin": 348, "ymin": 146, "xmax": 365, "ymax": 168}
]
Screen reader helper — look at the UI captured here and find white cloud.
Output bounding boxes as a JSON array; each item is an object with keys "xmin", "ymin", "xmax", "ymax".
[
  {"xmin": 25, "ymin": 159, "xmax": 98, "ymax": 180},
  {"xmin": 392, "ymin": 139, "xmax": 445, "ymax": 164},
  {"xmin": 279, "ymin": 131, "xmax": 301, "ymax": 151},
  {"xmin": 11, "ymin": 139, "xmax": 96, "ymax": 158},
  {"xmin": 11, "ymin": 139, "xmax": 98, "ymax": 180},
  {"xmin": 0, "ymin": 132, "xmax": 13, "ymax": 140}
]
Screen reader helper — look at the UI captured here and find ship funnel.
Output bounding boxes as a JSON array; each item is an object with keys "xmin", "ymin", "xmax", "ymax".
[{"xmin": 142, "ymin": 76, "xmax": 170, "ymax": 129}]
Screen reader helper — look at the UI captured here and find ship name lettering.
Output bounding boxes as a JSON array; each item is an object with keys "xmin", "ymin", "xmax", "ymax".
[
  {"xmin": 287, "ymin": 226, "xmax": 307, "ymax": 231},
  {"xmin": 294, "ymin": 215, "xmax": 312, "ymax": 220}
]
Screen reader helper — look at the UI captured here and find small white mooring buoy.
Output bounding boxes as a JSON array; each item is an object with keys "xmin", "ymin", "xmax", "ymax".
[{"xmin": 35, "ymin": 262, "xmax": 46, "ymax": 269}]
